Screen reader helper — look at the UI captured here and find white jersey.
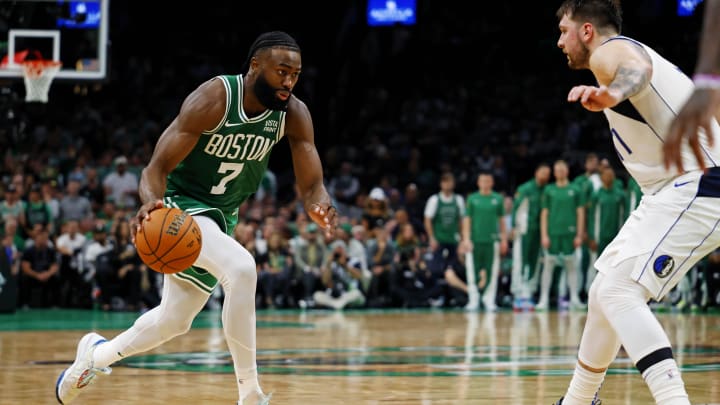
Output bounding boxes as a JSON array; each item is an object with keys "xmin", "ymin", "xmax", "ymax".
[{"xmin": 601, "ymin": 36, "xmax": 720, "ymax": 195}]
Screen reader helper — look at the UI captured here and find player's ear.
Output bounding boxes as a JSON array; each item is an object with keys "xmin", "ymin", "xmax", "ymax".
[{"xmin": 248, "ymin": 57, "xmax": 260, "ymax": 74}]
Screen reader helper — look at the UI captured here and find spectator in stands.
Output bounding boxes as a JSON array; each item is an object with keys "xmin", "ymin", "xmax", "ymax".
[
  {"xmin": 18, "ymin": 228, "xmax": 59, "ymax": 308},
  {"xmin": 83, "ymin": 223, "xmax": 115, "ymax": 311},
  {"xmin": 327, "ymin": 161, "xmax": 360, "ymax": 209},
  {"xmin": 24, "ymin": 183, "xmax": 54, "ymax": 238},
  {"xmin": 108, "ymin": 218, "xmax": 143, "ymax": 311},
  {"xmin": 391, "ymin": 245, "xmax": 444, "ymax": 308},
  {"xmin": 361, "ymin": 187, "xmax": 392, "ymax": 233},
  {"xmin": 400, "ymin": 182, "xmax": 425, "ymax": 238},
  {"xmin": 2, "ymin": 217, "xmax": 21, "ymax": 277},
  {"xmin": 80, "ymin": 166, "xmax": 106, "ymax": 214},
  {"xmin": 292, "ymin": 222, "xmax": 325, "ymax": 307},
  {"xmin": 59, "ymin": 179, "xmax": 93, "ymax": 225},
  {"xmin": 40, "ymin": 179, "xmax": 61, "ymax": 226},
  {"xmin": 55, "ymin": 219, "xmax": 90, "ymax": 308},
  {"xmin": 365, "ymin": 223, "xmax": 396, "ymax": 307},
  {"xmin": 257, "ymin": 230, "xmax": 294, "ymax": 309},
  {"xmin": 313, "ymin": 243, "xmax": 366, "ymax": 310},
  {"xmin": 102, "ymin": 155, "xmax": 139, "ymax": 210},
  {"xmin": 1, "ymin": 184, "xmax": 27, "ymax": 237}
]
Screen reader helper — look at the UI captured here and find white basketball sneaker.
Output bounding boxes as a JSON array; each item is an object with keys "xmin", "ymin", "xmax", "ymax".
[
  {"xmin": 239, "ymin": 390, "xmax": 272, "ymax": 405},
  {"xmin": 55, "ymin": 332, "xmax": 112, "ymax": 404}
]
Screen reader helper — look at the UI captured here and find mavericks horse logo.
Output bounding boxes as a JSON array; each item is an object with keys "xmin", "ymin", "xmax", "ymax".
[{"xmin": 653, "ymin": 255, "xmax": 674, "ymax": 278}]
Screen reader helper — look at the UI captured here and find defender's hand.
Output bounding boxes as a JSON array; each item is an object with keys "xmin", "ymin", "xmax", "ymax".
[
  {"xmin": 663, "ymin": 88, "xmax": 719, "ymax": 173},
  {"xmin": 308, "ymin": 203, "xmax": 338, "ymax": 238}
]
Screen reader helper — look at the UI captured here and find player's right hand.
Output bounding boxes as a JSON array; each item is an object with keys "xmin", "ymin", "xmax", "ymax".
[
  {"xmin": 131, "ymin": 200, "xmax": 164, "ymax": 243},
  {"xmin": 663, "ymin": 88, "xmax": 719, "ymax": 173},
  {"xmin": 567, "ymin": 85, "xmax": 621, "ymax": 112}
]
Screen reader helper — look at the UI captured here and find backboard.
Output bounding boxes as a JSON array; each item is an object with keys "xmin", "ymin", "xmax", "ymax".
[{"xmin": 0, "ymin": 0, "xmax": 109, "ymax": 81}]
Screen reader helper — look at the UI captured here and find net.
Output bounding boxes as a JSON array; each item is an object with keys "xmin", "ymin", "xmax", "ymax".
[{"xmin": 21, "ymin": 60, "xmax": 62, "ymax": 103}]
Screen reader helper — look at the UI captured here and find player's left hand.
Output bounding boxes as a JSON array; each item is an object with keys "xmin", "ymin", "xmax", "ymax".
[
  {"xmin": 308, "ymin": 203, "xmax": 338, "ymax": 238},
  {"xmin": 130, "ymin": 199, "xmax": 164, "ymax": 244}
]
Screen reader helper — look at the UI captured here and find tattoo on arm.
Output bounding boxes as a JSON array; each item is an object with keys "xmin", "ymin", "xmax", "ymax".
[{"xmin": 609, "ymin": 65, "xmax": 650, "ymax": 100}]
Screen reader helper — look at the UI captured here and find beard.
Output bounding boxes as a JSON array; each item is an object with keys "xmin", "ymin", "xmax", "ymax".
[
  {"xmin": 253, "ymin": 73, "xmax": 291, "ymax": 111},
  {"xmin": 567, "ymin": 43, "xmax": 590, "ymax": 70}
]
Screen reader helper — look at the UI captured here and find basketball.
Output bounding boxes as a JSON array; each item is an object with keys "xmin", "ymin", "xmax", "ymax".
[{"xmin": 134, "ymin": 207, "xmax": 202, "ymax": 274}]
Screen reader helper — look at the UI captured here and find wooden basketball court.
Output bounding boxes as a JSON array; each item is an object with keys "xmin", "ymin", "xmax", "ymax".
[{"xmin": 2, "ymin": 308, "xmax": 719, "ymax": 404}]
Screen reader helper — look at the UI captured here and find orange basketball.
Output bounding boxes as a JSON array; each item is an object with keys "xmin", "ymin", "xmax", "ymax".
[{"xmin": 134, "ymin": 207, "xmax": 202, "ymax": 274}]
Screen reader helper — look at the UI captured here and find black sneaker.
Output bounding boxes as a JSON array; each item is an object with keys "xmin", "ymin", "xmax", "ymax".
[{"xmin": 553, "ymin": 396, "xmax": 602, "ymax": 405}]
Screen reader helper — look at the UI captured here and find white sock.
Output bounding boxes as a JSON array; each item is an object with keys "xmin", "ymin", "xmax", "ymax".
[
  {"xmin": 237, "ymin": 367, "xmax": 261, "ymax": 399},
  {"xmin": 563, "ymin": 363, "xmax": 605, "ymax": 405},
  {"xmin": 93, "ymin": 340, "xmax": 124, "ymax": 369},
  {"xmin": 642, "ymin": 359, "xmax": 690, "ymax": 405}
]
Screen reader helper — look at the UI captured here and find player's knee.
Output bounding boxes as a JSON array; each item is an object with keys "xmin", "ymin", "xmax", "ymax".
[
  {"xmin": 153, "ymin": 310, "xmax": 196, "ymax": 338},
  {"xmin": 225, "ymin": 255, "xmax": 257, "ymax": 287},
  {"xmin": 591, "ymin": 272, "xmax": 646, "ymax": 318}
]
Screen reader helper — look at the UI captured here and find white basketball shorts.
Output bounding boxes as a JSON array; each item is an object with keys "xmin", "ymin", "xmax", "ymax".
[{"xmin": 594, "ymin": 168, "xmax": 720, "ymax": 300}]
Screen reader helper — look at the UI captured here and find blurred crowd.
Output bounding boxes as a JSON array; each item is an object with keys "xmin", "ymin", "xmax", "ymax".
[{"xmin": 1, "ymin": 148, "xmax": 719, "ymax": 313}]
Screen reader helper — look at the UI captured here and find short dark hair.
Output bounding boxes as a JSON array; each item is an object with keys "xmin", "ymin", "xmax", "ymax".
[
  {"xmin": 243, "ymin": 31, "xmax": 301, "ymax": 71},
  {"xmin": 477, "ymin": 170, "xmax": 493, "ymax": 179},
  {"xmin": 556, "ymin": 0, "xmax": 622, "ymax": 34}
]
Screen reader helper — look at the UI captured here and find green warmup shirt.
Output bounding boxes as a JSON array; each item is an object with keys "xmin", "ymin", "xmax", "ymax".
[
  {"xmin": 541, "ymin": 183, "xmax": 582, "ymax": 237},
  {"xmin": 589, "ymin": 186, "xmax": 626, "ymax": 245},
  {"xmin": 512, "ymin": 179, "xmax": 544, "ymax": 234},
  {"xmin": 431, "ymin": 194, "xmax": 462, "ymax": 244},
  {"xmin": 466, "ymin": 191, "xmax": 504, "ymax": 242}
]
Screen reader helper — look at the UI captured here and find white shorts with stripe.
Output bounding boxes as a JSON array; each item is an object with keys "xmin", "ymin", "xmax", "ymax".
[{"xmin": 594, "ymin": 168, "xmax": 720, "ymax": 300}]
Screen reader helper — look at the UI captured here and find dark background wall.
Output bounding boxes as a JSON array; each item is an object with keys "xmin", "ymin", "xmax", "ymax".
[{"xmin": 0, "ymin": 0, "xmax": 708, "ymax": 201}]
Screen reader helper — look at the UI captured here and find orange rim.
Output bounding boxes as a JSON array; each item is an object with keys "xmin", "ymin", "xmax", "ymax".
[{"xmin": 21, "ymin": 60, "xmax": 62, "ymax": 78}]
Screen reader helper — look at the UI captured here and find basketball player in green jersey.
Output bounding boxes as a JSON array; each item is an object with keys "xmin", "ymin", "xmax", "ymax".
[
  {"xmin": 536, "ymin": 159, "xmax": 585, "ymax": 311},
  {"xmin": 510, "ymin": 162, "xmax": 550, "ymax": 310},
  {"xmin": 460, "ymin": 172, "xmax": 508, "ymax": 311},
  {"xmin": 55, "ymin": 31, "xmax": 337, "ymax": 405},
  {"xmin": 586, "ymin": 165, "xmax": 625, "ymax": 292}
]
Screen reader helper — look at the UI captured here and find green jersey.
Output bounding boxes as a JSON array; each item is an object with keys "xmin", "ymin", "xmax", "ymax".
[
  {"xmin": 429, "ymin": 193, "xmax": 463, "ymax": 244},
  {"xmin": 588, "ymin": 186, "xmax": 625, "ymax": 242},
  {"xmin": 466, "ymin": 191, "xmax": 504, "ymax": 243},
  {"xmin": 165, "ymin": 74, "xmax": 285, "ymax": 234},
  {"xmin": 571, "ymin": 174, "xmax": 593, "ymax": 208},
  {"xmin": 541, "ymin": 183, "xmax": 582, "ymax": 237},
  {"xmin": 512, "ymin": 179, "xmax": 544, "ymax": 233}
]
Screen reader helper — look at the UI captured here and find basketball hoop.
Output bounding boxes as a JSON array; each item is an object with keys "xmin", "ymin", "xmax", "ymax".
[{"xmin": 21, "ymin": 60, "xmax": 62, "ymax": 103}]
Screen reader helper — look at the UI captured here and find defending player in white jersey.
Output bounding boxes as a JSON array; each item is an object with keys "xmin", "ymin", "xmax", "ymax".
[{"xmin": 553, "ymin": 1, "xmax": 720, "ymax": 404}]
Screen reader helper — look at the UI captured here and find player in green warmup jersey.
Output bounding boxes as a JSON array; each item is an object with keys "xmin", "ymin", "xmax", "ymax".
[
  {"xmin": 537, "ymin": 159, "xmax": 585, "ymax": 310},
  {"xmin": 586, "ymin": 165, "xmax": 626, "ymax": 292},
  {"xmin": 510, "ymin": 163, "xmax": 550, "ymax": 310},
  {"xmin": 571, "ymin": 153, "xmax": 599, "ymax": 304},
  {"xmin": 460, "ymin": 172, "xmax": 508, "ymax": 311}
]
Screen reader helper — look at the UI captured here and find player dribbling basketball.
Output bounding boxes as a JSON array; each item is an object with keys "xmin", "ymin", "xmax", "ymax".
[{"xmin": 55, "ymin": 31, "xmax": 337, "ymax": 405}]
